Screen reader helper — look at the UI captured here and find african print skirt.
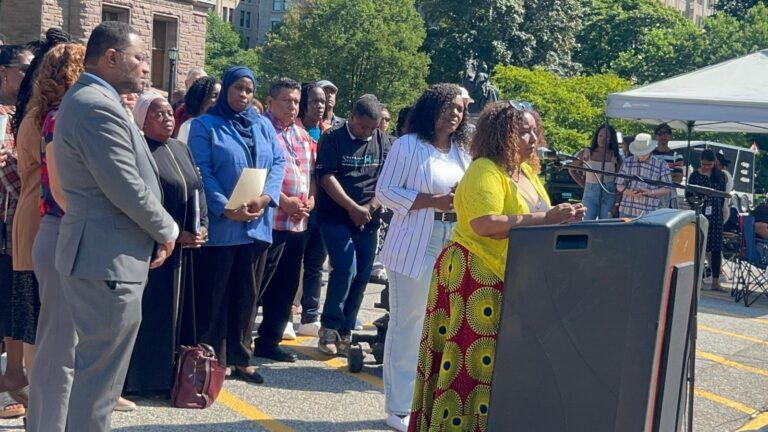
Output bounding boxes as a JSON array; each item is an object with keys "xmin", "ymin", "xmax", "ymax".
[{"xmin": 408, "ymin": 241, "xmax": 503, "ymax": 432}]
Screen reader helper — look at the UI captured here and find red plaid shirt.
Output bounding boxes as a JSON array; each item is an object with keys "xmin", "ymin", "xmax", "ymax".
[
  {"xmin": 265, "ymin": 112, "xmax": 316, "ymax": 232},
  {"xmin": 0, "ymin": 104, "xmax": 21, "ymax": 253}
]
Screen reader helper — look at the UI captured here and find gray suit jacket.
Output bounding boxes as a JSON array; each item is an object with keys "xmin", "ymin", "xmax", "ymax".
[{"xmin": 54, "ymin": 73, "xmax": 177, "ymax": 283}]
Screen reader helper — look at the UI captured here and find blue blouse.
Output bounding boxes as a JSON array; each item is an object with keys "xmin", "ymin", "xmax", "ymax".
[{"xmin": 188, "ymin": 112, "xmax": 285, "ymax": 246}]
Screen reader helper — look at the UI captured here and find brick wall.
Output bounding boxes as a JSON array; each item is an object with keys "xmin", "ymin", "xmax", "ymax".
[
  {"xmin": 0, "ymin": 0, "xmax": 43, "ymax": 44},
  {"xmin": 1, "ymin": 0, "xmax": 210, "ymax": 92}
]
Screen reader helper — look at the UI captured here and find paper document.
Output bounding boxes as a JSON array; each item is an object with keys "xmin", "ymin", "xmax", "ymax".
[
  {"xmin": 0, "ymin": 115, "xmax": 7, "ymax": 148},
  {"xmin": 225, "ymin": 168, "xmax": 268, "ymax": 210}
]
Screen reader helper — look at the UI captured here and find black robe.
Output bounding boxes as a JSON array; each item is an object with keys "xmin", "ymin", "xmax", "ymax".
[{"xmin": 124, "ymin": 137, "xmax": 208, "ymax": 396}]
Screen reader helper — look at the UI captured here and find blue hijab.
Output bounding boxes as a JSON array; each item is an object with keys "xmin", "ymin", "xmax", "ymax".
[{"xmin": 207, "ymin": 66, "xmax": 260, "ymax": 140}]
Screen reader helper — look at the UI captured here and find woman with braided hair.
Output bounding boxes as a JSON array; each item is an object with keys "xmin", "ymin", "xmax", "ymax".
[
  {"xmin": 174, "ymin": 76, "xmax": 220, "ymax": 143},
  {"xmin": 11, "ymin": 28, "xmax": 70, "ymax": 136}
]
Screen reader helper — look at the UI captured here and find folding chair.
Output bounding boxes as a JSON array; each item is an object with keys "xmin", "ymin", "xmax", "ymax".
[{"xmin": 733, "ymin": 215, "xmax": 768, "ymax": 306}]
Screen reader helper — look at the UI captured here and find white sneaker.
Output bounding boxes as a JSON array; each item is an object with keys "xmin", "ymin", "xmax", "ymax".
[
  {"xmin": 703, "ymin": 276, "xmax": 713, "ymax": 284},
  {"xmin": 282, "ymin": 322, "xmax": 297, "ymax": 340},
  {"xmin": 297, "ymin": 321, "xmax": 321, "ymax": 337},
  {"xmin": 355, "ymin": 319, "xmax": 364, "ymax": 331},
  {"xmin": 386, "ymin": 414, "xmax": 409, "ymax": 432}
]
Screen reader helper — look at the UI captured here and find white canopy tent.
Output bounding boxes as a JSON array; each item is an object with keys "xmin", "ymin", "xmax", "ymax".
[
  {"xmin": 607, "ymin": 50, "xmax": 768, "ymax": 432},
  {"xmin": 606, "ymin": 49, "xmax": 768, "ymax": 133}
]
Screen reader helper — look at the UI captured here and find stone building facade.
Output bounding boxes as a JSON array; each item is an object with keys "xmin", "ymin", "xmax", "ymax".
[
  {"xmin": 661, "ymin": 0, "xmax": 717, "ymax": 27},
  {"xmin": 0, "ymin": 0, "xmax": 214, "ymax": 93}
]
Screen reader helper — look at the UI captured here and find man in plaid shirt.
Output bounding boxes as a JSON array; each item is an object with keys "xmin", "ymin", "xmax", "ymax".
[
  {"xmin": 254, "ymin": 78, "xmax": 316, "ymax": 361},
  {"xmin": 616, "ymin": 133, "xmax": 672, "ymax": 218}
]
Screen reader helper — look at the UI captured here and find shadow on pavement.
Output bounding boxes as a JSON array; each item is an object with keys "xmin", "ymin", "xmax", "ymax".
[
  {"xmin": 114, "ymin": 419, "xmax": 389, "ymax": 432},
  {"xmin": 114, "ymin": 423, "xmax": 263, "ymax": 431}
]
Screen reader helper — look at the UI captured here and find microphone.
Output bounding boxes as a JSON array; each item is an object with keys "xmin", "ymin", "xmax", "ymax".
[{"xmin": 537, "ymin": 147, "xmax": 577, "ymax": 161}]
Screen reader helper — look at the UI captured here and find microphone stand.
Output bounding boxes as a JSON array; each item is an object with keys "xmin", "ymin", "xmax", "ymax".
[{"xmin": 549, "ymin": 156, "xmax": 730, "ymax": 432}]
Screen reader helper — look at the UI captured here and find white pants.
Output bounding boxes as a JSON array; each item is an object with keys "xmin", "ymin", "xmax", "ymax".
[{"xmin": 383, "ymin": 220, "xmax": 455, "ymax": 415}]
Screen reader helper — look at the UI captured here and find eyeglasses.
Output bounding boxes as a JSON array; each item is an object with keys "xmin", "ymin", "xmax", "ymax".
[
  {"xmin": 508, "ymin": 100, "xmax": 533, "ymax": 112},
  {"xmin": 656, "ymin": 130, "xmax": 672, "ymax": 136}
]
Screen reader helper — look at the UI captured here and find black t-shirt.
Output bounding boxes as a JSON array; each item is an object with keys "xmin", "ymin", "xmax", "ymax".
[
  {"xmin": 753, "ymin": 205, "xmax": 768, "ymax": 224},
  {"xmin": 315, "ymin": 121, "xmax": 391, "ymax": 226}
]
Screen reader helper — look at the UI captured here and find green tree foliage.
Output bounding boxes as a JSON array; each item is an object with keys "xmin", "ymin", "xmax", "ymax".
[
  {"xmin": 421, "ymin": 0, "xmax": 583, "ymax": 84},
  {"xmin": 610, "ymin": 3, "xmax": 768, "ymax": 83},
  {"xmin": 611, "ymin": 24, "xmax": 704, "ymax": 84},
  {"xmin": 259, "ymin": 0, "xmax": 429, "ymax": 116},
  {"xmin": 700, "ymin": 3, "xmax": 768, "ymax": 65},
  {"xmin": 715, "ymin": 0, "xmax": 767, "ymax": 19},
  {"xmin": 575, "ymin": 0, "xmax": 698, "ymax": 76},
  {"xmin": 204, "ymin": 12, "xmax": 260, "ymax": 79},
  {"xmin": 492, "ymin": 65, "xmax": 634, "ymax": 154}
]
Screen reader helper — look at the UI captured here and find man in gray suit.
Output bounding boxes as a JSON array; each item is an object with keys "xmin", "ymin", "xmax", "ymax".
[{"xmin": 47, "ymin": 22, "xmax": 177, "ymax": 432}]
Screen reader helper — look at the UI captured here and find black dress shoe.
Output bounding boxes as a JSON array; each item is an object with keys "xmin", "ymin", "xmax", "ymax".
[
  {"xmin": 233, "ymin": 367, "xmax": 265, "ymax": 384},
  {"xmin": 253, "ymin": 345, "xmax": 298, "ymax": 363}
]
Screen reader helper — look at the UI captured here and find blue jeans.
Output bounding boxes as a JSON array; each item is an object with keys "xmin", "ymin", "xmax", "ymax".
[
  {"xmin": 300, "ymin": 221, "xmax": 327, "ymax": 324},
  {"xmin": 320, "ymin": 222, "xmax": 378, "ymax": 336},
  {"xmin": 582, "ymin": 182, "xmax": 617, "ymax": 220}
]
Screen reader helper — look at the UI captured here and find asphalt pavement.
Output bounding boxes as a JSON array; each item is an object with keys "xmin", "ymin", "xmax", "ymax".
[{"xmin": 4, "ymin": 277, "xmax": 768, "ymax": 432}]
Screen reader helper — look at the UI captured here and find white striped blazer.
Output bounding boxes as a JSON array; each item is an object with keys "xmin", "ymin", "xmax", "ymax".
[{"xmin": 375, "ymin": 133, "xmax": 472, "ymax": 279}]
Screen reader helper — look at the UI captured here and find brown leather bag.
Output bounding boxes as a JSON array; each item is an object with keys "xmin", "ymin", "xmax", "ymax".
[{"xmin": 171, "ymin": 342, "xmax": 226, "ymax": 409}]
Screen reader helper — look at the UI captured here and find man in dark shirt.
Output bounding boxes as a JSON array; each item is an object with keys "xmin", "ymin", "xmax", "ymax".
[
  {"xmin": 652, "ymin": 123, "xmax": 681, "ymax": 208},
  {"xmin": 318, "ymin": 80, "xmax": 344, "ymax": 128},
  {"xmin": 314, "ymin": 96, "xmax": 390, "ymax": 355}
]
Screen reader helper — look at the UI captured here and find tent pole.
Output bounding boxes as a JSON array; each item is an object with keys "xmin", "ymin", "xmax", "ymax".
[
  {"xmin": 684, "ymin": 121, "xmax": 694, "ymax": 181},
  {"xmin": 685, "ymin": 120, "xmax": 696, "ymax": 432},
  {"xmin": 597, "ymin": 116, "xmax": 610, "ymax": 217}
]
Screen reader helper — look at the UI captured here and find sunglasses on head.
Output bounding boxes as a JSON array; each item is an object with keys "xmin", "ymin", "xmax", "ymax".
[
  {"xmin": 3, "ymin": 63, "xmax": 29, "ymax": 73},
  {"xmin": 508, "ymin": 100, "xmax": 533, "ymax": 112}
]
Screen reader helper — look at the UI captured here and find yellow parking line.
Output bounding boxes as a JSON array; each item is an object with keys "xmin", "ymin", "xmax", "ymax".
[
  {"xmin": 218, "ymin": 389, "xmax": 295, "ymax": 432},
  {"xmin": 694, "ymin": 388, "xmax": 756, "ymax": 415},
  {"xmin": 282, "ymin": 336, "xmax": 385, "ymax": 389},
  {"xmin": 698, "ymin": 324, "xmax": 768, "ymax": 346},
  {"xmin": 739, "ymin": 412, "xmax": 768, "ymax": 431},
  {"xmin": 697, "ymin": 350, "xmax": 768, "ymax": 377},
  {"xmin": 699, "ymin": 307, "xmax": 768, "ymax": 326}
]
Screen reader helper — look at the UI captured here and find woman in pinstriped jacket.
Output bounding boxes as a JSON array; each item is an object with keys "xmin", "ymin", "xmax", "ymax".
[{"xmin": 375, "ymin": 84, "xmax": 472, "ymax": 432}]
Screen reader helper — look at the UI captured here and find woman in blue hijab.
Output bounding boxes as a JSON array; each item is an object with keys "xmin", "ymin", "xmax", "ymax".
[{"xmin": 188, "ymin": 66, "xmax": 285, "ymax": 384}]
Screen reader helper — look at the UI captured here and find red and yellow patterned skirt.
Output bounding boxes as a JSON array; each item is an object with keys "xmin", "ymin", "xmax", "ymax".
[{"xmin": 408, "ymin": 241, "xmax": 504, "ymax": 432}]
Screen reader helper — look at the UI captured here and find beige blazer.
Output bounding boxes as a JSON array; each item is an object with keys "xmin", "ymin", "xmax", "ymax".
[{"xmin": 12, "ymin": 110, "xmax": 42, "ymax": 271}]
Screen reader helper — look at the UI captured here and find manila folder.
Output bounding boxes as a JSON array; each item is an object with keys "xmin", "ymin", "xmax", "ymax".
[{"xmin": 225, "ymin": 168, "xmax": 268, "ymax": 210}]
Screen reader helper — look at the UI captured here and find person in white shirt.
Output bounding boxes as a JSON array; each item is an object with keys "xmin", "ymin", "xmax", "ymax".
[
  {"xmin": 375, "ymin": 84, "xmax": 472, "ymax": 432},
  {"xmin": 175, "ymin": 76, "xmax": 220, "ymax": 144}
]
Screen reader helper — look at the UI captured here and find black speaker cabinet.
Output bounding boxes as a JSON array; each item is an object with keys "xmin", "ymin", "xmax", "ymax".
[{"xmin": 488, "ymin": 209, "xmax": 706, "ymax": 432}]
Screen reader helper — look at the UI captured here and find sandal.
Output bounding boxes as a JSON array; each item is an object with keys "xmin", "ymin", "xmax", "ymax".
[
  {"xmin": 7, "ymin": 385, "xmax": 29, "ymax": 408},
  {"xmin": 0, "ymin": 392, "xmax": 25, "ymax": 419}
]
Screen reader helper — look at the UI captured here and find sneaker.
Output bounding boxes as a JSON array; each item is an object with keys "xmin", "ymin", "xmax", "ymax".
[
  {"xmin": 297, "ymin": 321, "xmax": 321, "ymax": 337},
  {"xmin": 282, "ymin": 322, "xmax": 297, "ymax": 341},
  {"xmin": 702, "ymin": 276, "xmax": 713, "ymax": 284},
  {"xmin": 386, "ymin": 413, "xmax": 410, "ymax": 432},
  {"xmin": 719, "ymin": 274, "xmax": 729, "ymax": 284},
  {"xmin": 336, "ymin": 334, "xmax": 352, "ymax": 357},
  {"xmin": 317, "ymin": 327, "xmax": 339, "ymax": 355},
  {"xmin": 354, "ymin": 319, "xmax": 364, "ymax": 331},
  {"xmin": 370, "ymin": 263, "xmax": 388, "ymax": 284}
]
